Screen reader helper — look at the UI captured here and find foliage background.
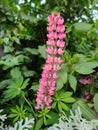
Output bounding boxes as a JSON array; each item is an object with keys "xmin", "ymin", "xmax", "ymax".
[{"xmin": 0, "ymin": 0, "xmax": 98, "ymax": 129}]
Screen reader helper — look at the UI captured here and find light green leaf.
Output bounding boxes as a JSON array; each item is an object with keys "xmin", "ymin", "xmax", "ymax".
[
  {"xmin": 10, "ymin": 67, "xmax": 22, "ymax": 80},
  {"xmin": 72, "ymin": 99, "xmax": 98, "ymax": 120},
  {"xmin": 23, "ymin": 70, "xmax": 36, "ymax": 77},
  {"xmin": 56, "ymin": 78, "xmax": 63, "ymax": 91},
  {"xmin": 58, "ymin": 102, "xmax": 62, "ymax": 112},
  {"xmin": 38, "ymin": 45, "xmax": 46, "ymax": 59},
  {"xmin": 74, "ymin": 22, "xmax": 92, "ymax": 31},
  {"xmin": 93, "ymin": 0, "xmax": 98, "ymax": 5},
  {"xmin": 69, "ymin": 74, "xmax": 77, "ymax": 92},
  {"xmin": 60, "ymin": 102, "xmax": 69, "ymax": 111},
  {"xmin": 13, "ymin": 37, "xmax": 20, "ymax": 44},
  {"xmin": 57, "ymin": 69, "xmax": 67, "ymax": 84},
  {"xmin": 75, "ymin": 62, "xmax": 98, "ymax": 74},
  {"xmin": 24, "ymin": 48, "xmax": 38, "ymax": 55},
  {"xmin": 4, "ymin": 37, "xmax": 9, "ymax": 44},
  {"xmin": 15, "ymin": 76, "xmax": 24, "ymax": 87},
  {"xmin": 94, "ymin": 93, "xmax": 98, "ymax": 113},
  {"xmin": 59, "ymin": 90, "xmax": 72, "ymax": 98},
  {"xmin": 52, "ymin": 102, "xmax": 57, "ymax": 108},
  {"xmin": 62, "ymin": 97, "xmax": 75, "ymax": 103}
]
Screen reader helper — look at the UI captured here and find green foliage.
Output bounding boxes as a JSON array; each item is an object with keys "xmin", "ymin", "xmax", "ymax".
[
  {"xmin": 73, "ymin": 22, "xmax": 92, "ymax": 31},
  {"xmin": 35, "ymin": 117, "xmax": 44, "ymax": 130},
  {"xmin": 0, "ymin": 0, "xmax": 98, "ymax": 129},
  {"xmin": 72, "ymin": 99, "xmax": 98, "ymax": 120},
  {"xmin": 48, "ymin": 107, "xmax": 98, "ymax": 130},
  {"xmin": 0, "ymin": 110, "xmax": 34, "ymax": 130},
  {"xmin": 38, "ymin": 45, "xmax": 47, "ymax": 59},
  {"xmin": 75, "ymin": 61, "xmax": 98, "ymax": 74},
  {"xmin": 3, "ymin": 67, "xmax": 30, "ymax": 100},
  {"xmin": 38, "ymin": 109, "xmax": 51, "ymax": 125},
  {"xmin": 8, "ymin": 105, "xmax": 27, "ymax": 123},
  {"xmin": 52, "ymin": 90, "xmax": 75, "ymax": 112},
  {"xmin": 69, "ymin": 74, "xmax": 77, "ymax": 92},
  {"xmin": 94, "ymin": 93, "xmax": 98, "ymax": 113}
]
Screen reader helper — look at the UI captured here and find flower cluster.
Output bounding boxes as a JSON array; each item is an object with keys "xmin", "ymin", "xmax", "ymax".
[
  {"xmin": 36, "ymin": 13, "xmax": 66, "ymax": 109},
  {"xmin": 79, "ymin": 76, "xmax": 92, "ymax": 85}
]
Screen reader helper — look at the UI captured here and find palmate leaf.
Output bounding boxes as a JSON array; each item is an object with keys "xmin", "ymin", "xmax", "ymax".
[
  {"xmin": 10, "ymin": 67, "xmax": 22, "ymax": 80},
  {"xmin": 4, "ymin": 84, "xmax": 21, "ymax": 99},
  {"xmin": 3, "ymin": 76, "xmax": 29, "ymax": 100},
  {"xmin": 53, "ymin": 90, "xmax": 75, "ymax": 111},
  {"xmin": 21, "ymin": 78, "xmax": 30, "ymax": 89}
]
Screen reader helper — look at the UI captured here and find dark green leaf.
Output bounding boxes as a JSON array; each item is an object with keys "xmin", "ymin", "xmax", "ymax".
[{"xmin": 35, "ymin": 117, "xmax": 44, "ymax": 130}]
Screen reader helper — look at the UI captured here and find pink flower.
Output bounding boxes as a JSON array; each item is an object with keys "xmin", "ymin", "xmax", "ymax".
[
  {"xmin": 79, "ymin": 76, "xmax": 92, "ymax": 85},
  {"xmin": 36, "ymin": 13, "xmax": 66, "ymax": 109},
  {"xmin": 58, "ymin": 48, "xmax": 64, "ymax": 54}
]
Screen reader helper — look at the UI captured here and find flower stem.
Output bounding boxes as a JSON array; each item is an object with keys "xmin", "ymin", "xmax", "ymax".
[{"xmin": 23, "ymin": 96, "xmax": 37, "ymax": 120}]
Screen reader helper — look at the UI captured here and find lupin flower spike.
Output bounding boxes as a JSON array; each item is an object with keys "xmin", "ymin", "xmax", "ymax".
[{"xmin": 36, "ymin": 13, "xmax": 66, "ymax": 109}]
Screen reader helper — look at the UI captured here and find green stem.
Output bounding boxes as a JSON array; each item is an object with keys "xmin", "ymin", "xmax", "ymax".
[
  {"xmin": 90, "ymin": 76, "xmax": 94, "ymax": 93},
  {"xmin": 23, "ymin": 96, "xmax": 37, "ymax": 120}
]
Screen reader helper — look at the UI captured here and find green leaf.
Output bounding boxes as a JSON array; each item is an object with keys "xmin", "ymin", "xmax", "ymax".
[
  {"xmin": 10, "ymin": 108, "xmax": 18, "ymax": 113},
  {"xmin": 23, "ymin": 70, "xmax": 36, "ymax": 77},
  {"xmin": 30, "ymin": 84, "xmax": 38, "ymax": 91},
  {"xmin": 73, "ymin": 22, "xmax": 92, "ymax": 31},
  {"xmin": 4, "ymin": 37, "xmax": 9, "ymax": 44},
  {"xmin": 35, "ymin": 117, "xmax": 44, "ymax": 130},
  {"xmin": 44, "ymin": 116, "xmax": 47, "ymax": 125},
  {"xmin": 58, "ymin": 102, "xmax": 62, "ymax": 112},
  {"xmin": 75, "ymin": 62, "xmax": 98, "ymax": 74},
  {"xmin": 10, "ymin": 67, "xmax": 22, "ymax": 80},
  {"xmin": 52, "ymin": 102, "xmax": 57, "ymax": 108},
  {"xmin": 15, "ymin": 76, "xmax": 24, "ymax": 87},
  {"xmin": 62, "ymin": 97, "xmax": 75, "ymax": 103},
  {"xmin": 4, "ymin": 86, "xmax": 20, "ymax": 99},
  {"xmin": 56, "ymin": 78, "xmax": 63, "ymax": 91},
  {"xmin": 93, "ymin": 0, "xmax": 98, "ymax": 5},
  {"xmin": 0, "ymin": 79, "xmax": 10, "ymax": 89},
  {"xmin": 72, "ymin": 99, "xmax": 98, "ymax": 120},
  {"xmin": 13, "ymin": 37, "xmax": 20, "ymax": 44},
  {"xmin": 57, "ymin": 69, "xmax": 67, "ymax": 84},
  {"xmin": 4, "ymin": 45, "xmax": 14, "ymax": 53},
  {"xmin": 24, "ymin": 48, "xmax": 38, "ymax": 55},
  {"xmin": 4, "ymin": 76, "xmax": 24, "ymax": 100},
  {"xmin": 94, "ymin": 93, "xmax": 98, "ymax": 113},
  {"xmin": 59, "ymin": 90, "xmax": 72, "ymax": 98},
  {"xmin": 60, "ymin": 102, "xmax": 69, "ymax": 111},
  {"xmin": 8, "ymin": 113, "xmax": 18, "ymax": 118},
  {"xmin": 38, "ymin": 45, "xmax": 46, "ymax": 59},
  {"xmin": 21, "ymin": 78, "xmax": 30, "ymax": 89},
  {"xmin": 47, "ymin": 112, "xmax": 59, "ymax": 125},
  {"xmin": 69, "ymin": 74, "xmax": 77, "ymax": 92}
]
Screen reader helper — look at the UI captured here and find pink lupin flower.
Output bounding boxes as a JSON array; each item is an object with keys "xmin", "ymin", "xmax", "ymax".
[{"xmin": 36, "ymin": 12, "xmax": 66, "ymax": 109}]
